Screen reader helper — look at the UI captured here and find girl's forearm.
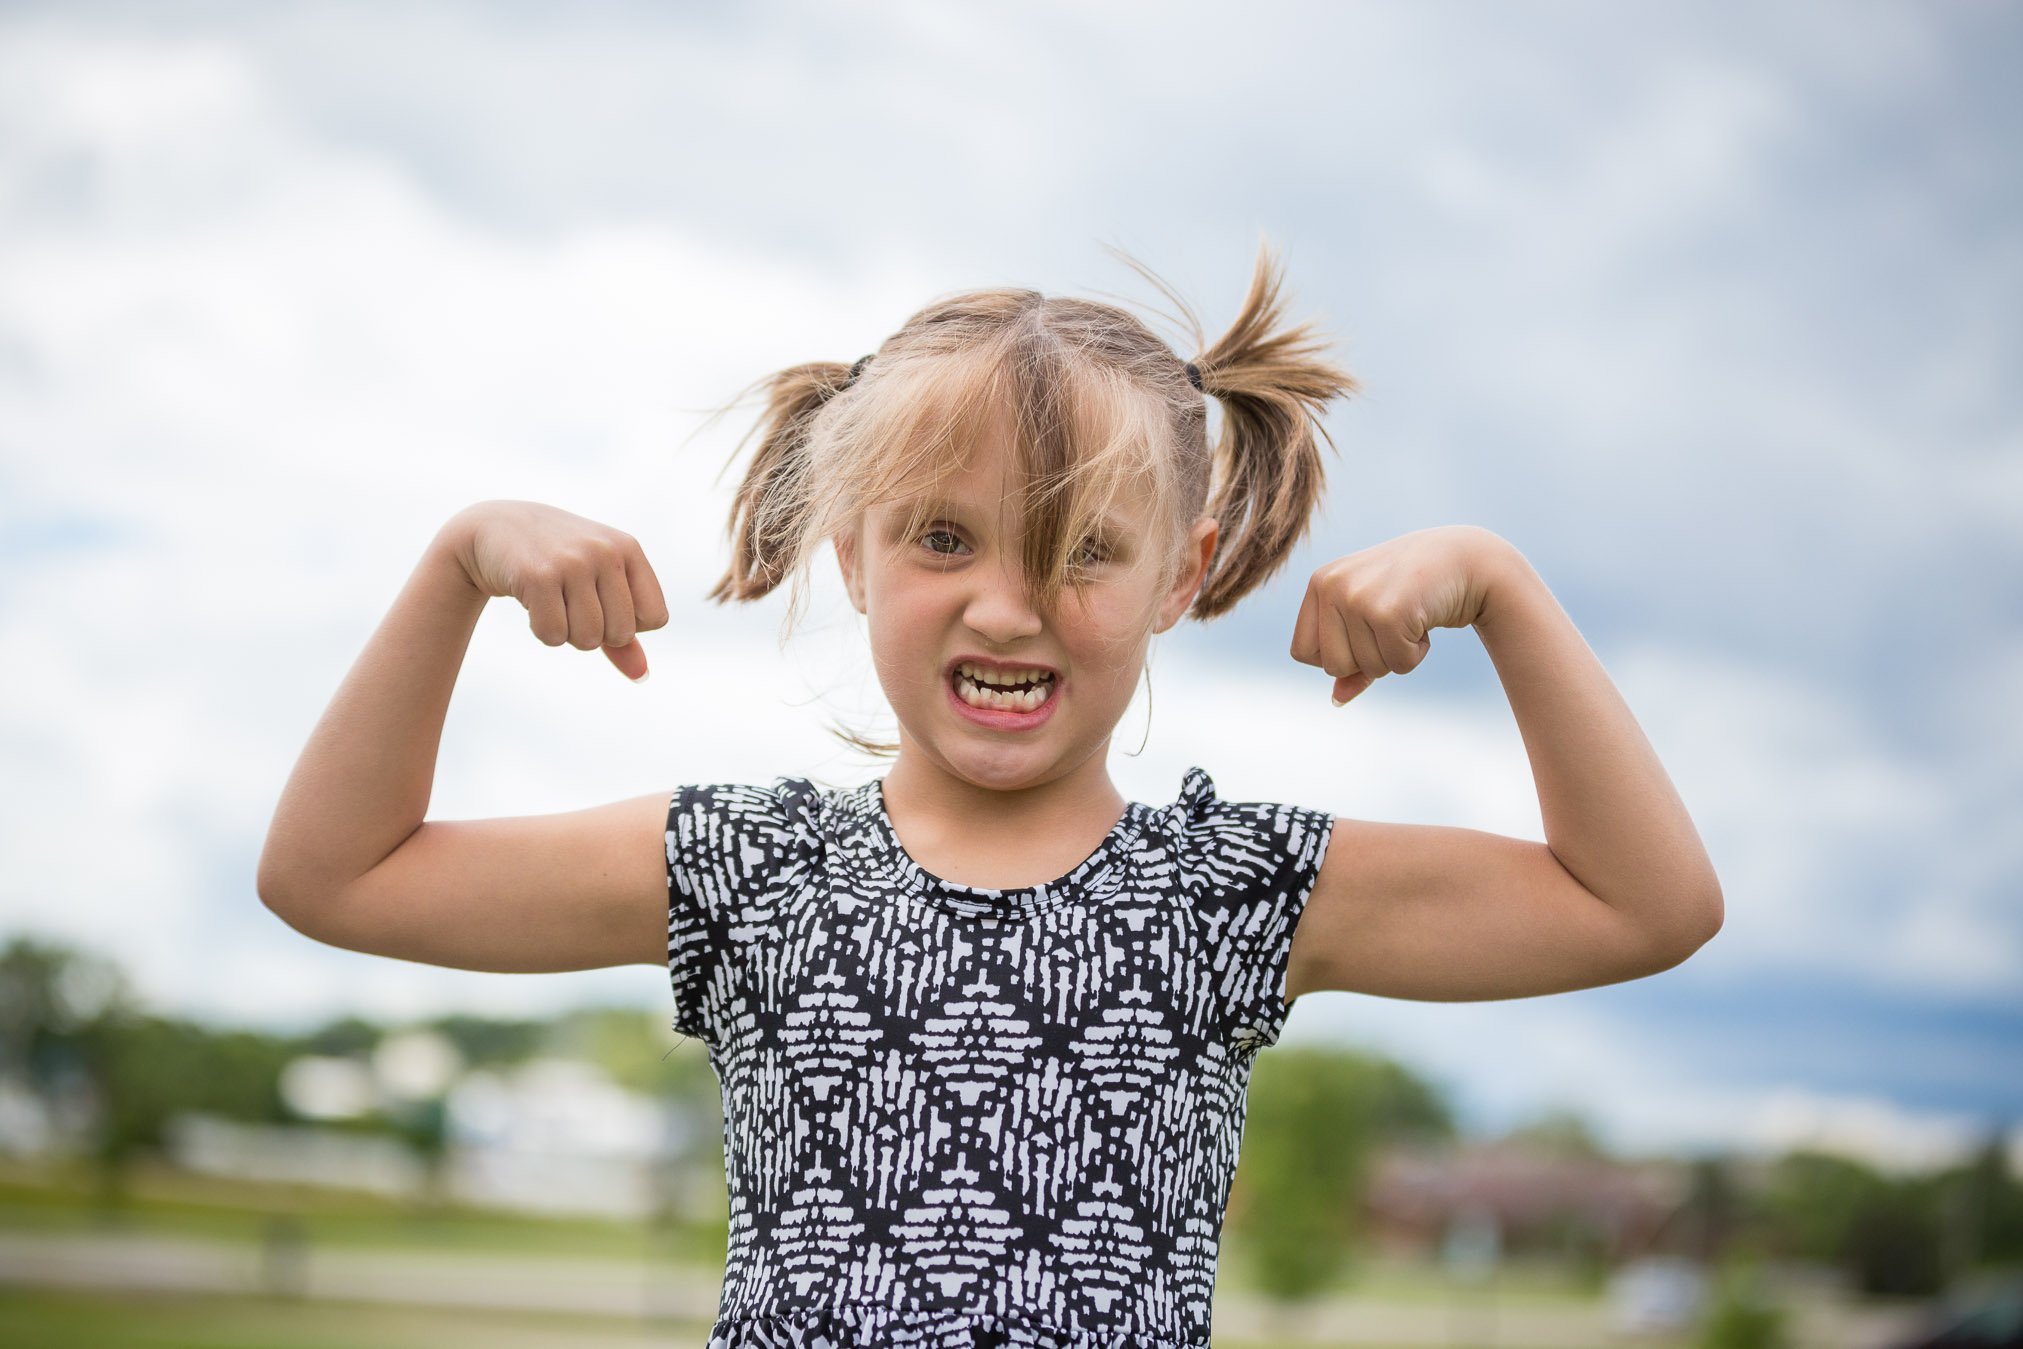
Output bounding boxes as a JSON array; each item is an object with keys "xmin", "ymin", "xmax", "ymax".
[
  {"xmin": 1469, "ymin": 538, "xmax": 1724, "ymax": 950},
  {"xmin": 256, "ymin": 515, "xmax": 489, "ymax": 909}
]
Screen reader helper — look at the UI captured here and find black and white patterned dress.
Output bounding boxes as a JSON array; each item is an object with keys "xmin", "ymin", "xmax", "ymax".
[{"xmin": 664, "ymin": 765, "xmax": 1334, "ymax": 1349}]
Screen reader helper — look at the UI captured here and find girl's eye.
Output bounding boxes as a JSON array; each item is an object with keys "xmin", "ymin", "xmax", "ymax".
[
  {"xmin": 916, "ymin": 526, "xmax": 1109, "ymax": 566},
  {"xmin": 920, "ymin": 527, "xmax": 967, "ymax": 556}
]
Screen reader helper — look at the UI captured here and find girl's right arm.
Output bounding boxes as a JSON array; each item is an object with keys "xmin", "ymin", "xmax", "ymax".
[{"xmin": 255, "ymin": 501, "xmax": 677, "ymax": 973}]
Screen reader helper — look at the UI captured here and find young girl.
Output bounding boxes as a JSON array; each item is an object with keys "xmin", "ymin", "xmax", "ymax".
[{"xmin": 258, "ymin": 246, "xmax": 1724, "ymax": 1348}]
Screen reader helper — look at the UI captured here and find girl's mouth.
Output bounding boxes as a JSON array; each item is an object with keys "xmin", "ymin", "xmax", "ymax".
[{"xmin": 947, "ymin": 666, "xmax": 1060, "ymax": 729}]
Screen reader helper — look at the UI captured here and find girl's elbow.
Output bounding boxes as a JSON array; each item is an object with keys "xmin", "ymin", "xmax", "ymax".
[
  {"xmin": 1633, "ymin": 892, "xmax": 1722, "ymax": 976},
  {"xmin": 1663, "ymin": 893, "xmax": 1724, "ymax": 968},
  {"xmin": 1695, "ymin": 884, "xmax": 1725, "ymax": 944}
]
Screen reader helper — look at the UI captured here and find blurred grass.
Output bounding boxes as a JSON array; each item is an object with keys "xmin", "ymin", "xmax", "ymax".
[
  {"xmin": 0, "ymin": 1155, "xmax": 1607, "ymax": 1305},
  {"xmin": 0, "ymin": 1154, "xmax": 1662, "ymax": 1349},
  {"xmin": 0, "ymin": 1288, "xmax": 712, "ymax": 1348}
]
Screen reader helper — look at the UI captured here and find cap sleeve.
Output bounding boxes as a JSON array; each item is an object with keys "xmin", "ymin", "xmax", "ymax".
[
  {"xmin": 1171, "ymin": 767, "xmax": 1336, "ymax": 1056},
  {"xmin": 664, "ymin": 776, "xmax": 819, "ymax": 1047}
]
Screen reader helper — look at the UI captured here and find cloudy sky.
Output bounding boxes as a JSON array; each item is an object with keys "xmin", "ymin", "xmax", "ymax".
[{"xmin": 3, "ymin": 0, "xmax": 2018, "ymax": 1174}]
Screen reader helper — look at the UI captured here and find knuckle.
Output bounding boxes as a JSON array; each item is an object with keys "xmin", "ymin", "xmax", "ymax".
[{"xmin": 557, "ymin": 547, "xmax": 593, "ymax": 575}]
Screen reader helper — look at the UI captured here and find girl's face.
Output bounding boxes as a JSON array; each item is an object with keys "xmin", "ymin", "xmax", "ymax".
[{"xmin": 834, "ymin": 415, "xmax": 1216, "ymax": 793}]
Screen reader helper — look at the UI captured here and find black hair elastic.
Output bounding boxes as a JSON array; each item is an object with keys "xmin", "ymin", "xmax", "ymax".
[
  {"xmin": 1184, "ymin": 361, "xmax": 1204, "ymax": 393},
  {"xmin": 844, "ymin": 354, "xmax": 873, "ymax": 388}
]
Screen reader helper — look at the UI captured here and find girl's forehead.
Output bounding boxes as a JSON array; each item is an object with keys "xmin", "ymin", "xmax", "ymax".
[{"xmin": 854, "ymin": 377, "xmax": 1173, "ymax": 541}]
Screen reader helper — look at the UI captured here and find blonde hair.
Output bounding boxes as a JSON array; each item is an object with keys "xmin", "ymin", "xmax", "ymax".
[{"xmin": 705, "ymin": 241, "xmax": 1359, "ymax": 757}]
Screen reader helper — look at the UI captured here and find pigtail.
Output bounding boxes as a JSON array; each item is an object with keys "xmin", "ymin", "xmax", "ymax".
[
  {"xmin": 1188, "ymin": 244, "xmax": 1360, "ymax": 619},
  {"xmin": 706, "ymin": 361, "xmax": 855, "ymax": 605}
]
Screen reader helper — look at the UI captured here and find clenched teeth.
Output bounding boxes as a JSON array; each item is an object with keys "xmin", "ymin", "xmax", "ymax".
[
  {"xmin": 954, "ymin": 667, "xmax": 1056, "ymax": 712},
  {"xmin": 956, "ymin": 661, "xmax": 1055, "ymax": 688}
]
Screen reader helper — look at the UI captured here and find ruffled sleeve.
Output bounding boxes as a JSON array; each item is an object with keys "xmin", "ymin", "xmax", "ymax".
[
  {"xmin": 1167, "ymin": 766, "xmax": 1335, "ymax": 1055},
  {"xmin": 664, "ymin": 776, "xmax": 821, "ymax": 1048}
]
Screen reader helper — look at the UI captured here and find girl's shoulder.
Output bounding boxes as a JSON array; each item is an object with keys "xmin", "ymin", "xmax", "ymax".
[
  {"xmin": 665, "ymin": 775, "xmax": 833, "ymax": 876},
  {"xmin": 1147, "ymin": 764, "xmax": 1335, "ymax": 903},
  {"xmin": 669, "ymin": 773, "xmax": 832, "ymax": 828},
  {"xmin": 667, "ymin": 772, "xmax": 901, "ymax": 873},
  {"xmin": 1149, "ymin": 764, "xmax": 1331, "ymax": 840}
]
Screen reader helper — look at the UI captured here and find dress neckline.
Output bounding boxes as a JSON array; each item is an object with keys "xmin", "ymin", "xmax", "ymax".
[{"xmin": 862, "ymin": 776, "xmax": 1148, "ymax": 919}]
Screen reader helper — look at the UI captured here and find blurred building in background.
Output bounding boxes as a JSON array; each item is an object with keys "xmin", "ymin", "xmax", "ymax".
[{"xmin": 146, "ymin": 1032, "xmax": 718, "ymax": 1221}]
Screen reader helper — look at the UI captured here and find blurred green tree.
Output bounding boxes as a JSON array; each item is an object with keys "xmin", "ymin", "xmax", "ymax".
[
  {"xmin": 1938, "ymin": 1124, "xmax": 2023, "ymax": 1275},
  {"xmin": 419, "ymin": 1011, "xmax": 548, "ymax": 1068},
  {"xmin": 1847, "ymin": 1177, "xmax": 1947, "ymax": 1295},
  {"xmin": 0, "ymin": 936, "xmax": 129, "ymax": 1086},
  {"xmin": 1761, "ymin": 1150, "xmax": 1875, "ymax": 1264},
  {"xmin": 1227, "ymin": 1047, "xmax": 1455, "ymax": 1303}
]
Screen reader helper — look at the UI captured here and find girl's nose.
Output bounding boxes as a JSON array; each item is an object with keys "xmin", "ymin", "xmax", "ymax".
[{"xmin": 963, "ymin": 554, "xmax": 1044, "ymax": 645}]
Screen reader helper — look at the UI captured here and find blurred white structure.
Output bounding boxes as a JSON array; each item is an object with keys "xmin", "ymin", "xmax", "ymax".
[
  {"xmin": 373, "ymin": 1028, "xmax": 464, "ymax": 1101},
  {"xmin": 445, "ymin": 1056, "xmax": 694, "ymax": 1220},
  {"xmin": 158, "ymin": 1053, "xmax": 714, "ymax": 1222},
  {"xmin": 1608, "ymin": 1255, "xmax": 1709, "ymax": 1333},
  {"xmin": 0, "ymin": 1065, "xmax": 106, "ymax": 1159},
  {"xmin": 0, "ymin": 1075, "xmax": 53, "ymax": 1155},
  {"xmin": 278, "ymin": 1055, "xmax": 378, "ymax": 1120},
  {"xmin": 165, "ymin": 1111, "xmax": 425, "ymax": 1196}
]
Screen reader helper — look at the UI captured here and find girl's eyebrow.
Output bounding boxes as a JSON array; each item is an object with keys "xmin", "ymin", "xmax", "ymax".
[
  {"xmin": 906, "ymin": 497, "xmax": 975, "ymax": 516},
  {"xmin": 897, "ymin": 496, "xmax": 1133, "ymax": 540}
]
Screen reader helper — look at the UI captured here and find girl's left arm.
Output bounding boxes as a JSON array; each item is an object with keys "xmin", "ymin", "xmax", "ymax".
[
  {"xmin": 1467, "ymin": 533, "xmax": 1725, "ymax": 950},
  {"xmin": 1284, "ymin": 525, "xmax": 1722, "ymax": 1002}
]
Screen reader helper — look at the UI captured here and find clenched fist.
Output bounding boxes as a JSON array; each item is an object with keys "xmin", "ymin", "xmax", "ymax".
[
  {"xmin": 1290, "ymin": 525, "xmax": 1509, "ymax": 705},
  {"xmin": 446, "ymin": 500, "xmax": 670, "ymax": 681}
]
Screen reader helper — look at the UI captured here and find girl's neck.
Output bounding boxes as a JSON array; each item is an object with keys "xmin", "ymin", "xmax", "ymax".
[{"xmin": 879, "ymin": 750, "xmax": 1129, "ymax": 891}]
